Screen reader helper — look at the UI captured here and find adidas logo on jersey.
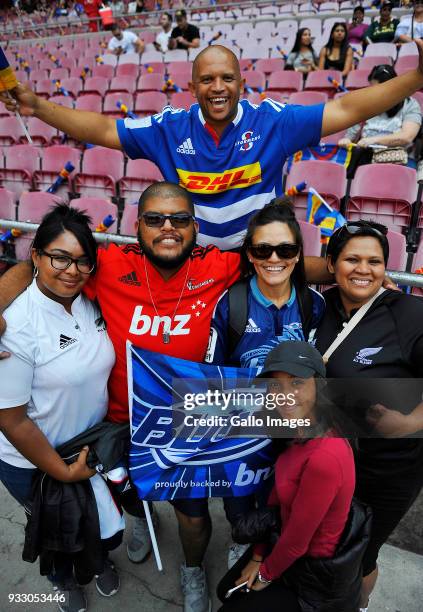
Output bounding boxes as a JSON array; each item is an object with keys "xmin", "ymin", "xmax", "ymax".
[
  {"xmin": 245, "ymin": 318, "xmax": 261, "ymax": 333},
  {"xmin": 176, "ymin": 138, "xmax": 196, "ymax": 155},
  {"xmin": 60, "ymin": 334, "xmax": 77, "ymax": 349},
  {"xmin": 119, "ymin": 271, "xmax": 141, "ymax": 286}
]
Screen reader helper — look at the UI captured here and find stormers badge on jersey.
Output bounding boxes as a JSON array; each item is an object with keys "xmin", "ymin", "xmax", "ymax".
[{"xmin": 127, "ymin": 345, "xmax": 273, "ymax": 501}]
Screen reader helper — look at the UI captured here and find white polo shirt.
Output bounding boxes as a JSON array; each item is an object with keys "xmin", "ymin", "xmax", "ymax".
[
  {"xmin": 108, "ymin": 30, "xmax": 139, "ymax": 54},
  {"xmin": 155, "ymin": 28, "xmax": 173, "ymax": 52},
  {"xmin": 0, "ymin": 281, "xmax": 123, "ymax": 538}
]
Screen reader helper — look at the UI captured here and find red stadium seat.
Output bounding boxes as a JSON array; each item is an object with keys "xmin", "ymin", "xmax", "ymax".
[
  {"xmin": 120, "ymin": 202, "xmax": 138, "ymax": 236},
  {"xmin": 358, "ymin": 56, "xmax": 393, "ymax": 71},
  {"xmin": 33, "ymin": 145, "xmax": 81, "ymax": 196},
  {"xmin": 169, "ymin": 92, "xmax": 195, "ymax": 110},
  {"xmin": 304, "ymin": 70, "xmax": 342, "ymax": 95},
  {"xmin": 56, "ymin": 77, "xmax": 83, "ymax": 98},
  {"xmin": 137, "ymin": 73, "xmax": 165, "ymax": 92},
  {"xmin": 119, "ymin": 159, "xmax": 163, "ymax": 201},
  {"xmin": 50, "ymin": 67, "xmax": 70, "ymax": 81},
  {"xmin": 92, "ymin": 64, "xmax": 115, "ymax": 79},
  {"xmin": 140, "ymin": 62, "xmax": 166, "ymax": 75},
  {"xmin": 365, "ymin": 43, "xmax": 397, "ymax": 60},
  {"xmin": 167, "ymin": 61, "xmax": 191, "ymax": 74},
  {"xmin": 168, "ymin": 72, "xmax": 191, "ymax": 91},
  {"xmin": 134, "ymin": 92, "xmax": 168, "ymax": 116},
  {"xmin": 0, "ymin": 144, "xmax": 40, "ymax": 200},
  {"xmin": 82, "ymin": 76, "xmax": 109, "ymax": 97},
  {"xmin": 285, "ymin": 160, "xmax": 347, "ymax": 220},
  {"xmin": 104, "ymin": 92, "xmax": 134, "ymax": 117},
  {"xmin": 241, "ymin": 70, "xmax": 266, "ymax": 90},
  {"xmin": 395, "ymin": 55, "xmax": 418, "ymax": 76},
  {"xmin": 35, "ymin": 79, "xmax": 55, "ymax": 98},
  {"xmin": 118, "ymin": 53, "xmax": 140, "ymax": 66},
  {"xmin": 320, "ymin": 129, "xmax": 347, "ymax": 144},
  {"xmin": 74, "ymin": 147, "xmax": 125, "ymax": 198},
  {"xmin": 386, "ymin": 229, "xmax": 407, "ymax": 272},
  {"xmin": 345, "ymin": 70, "xmax": 370, "ymax": 91},
  {"xmin": 255, "ymin": 58, "xmax": 285, "ymax": 75},
  {"xmin": 0, "ymin": 117, "xmax": 25, "ymax": 147},
  {"xmin": 75, "ymin": 94, "xmax": 103, "ymax": 113},
  {"xmin": 109, "ymin": 76, "xmax": 137, "ymax": 95},
  {"xmin": 267, "ymin": 71, "xmax": 302, "ymax": 95},
  {"xmin": 347, "ymin": 164, "xmax": 417, "ymax": 231},
  {"xmin": 38, "ymin": 59, "xmax": 57, "ymax": 71},
  {"xmin": 21, "ymin": 117, "xmax": 57, "ymax": 146},
  {"xmin": 298, "ymin": 220, "xmax": 322, "ymax": 257},
  {"xmin": 411, "ymin": 240, "xmax": 423, "ymax": 295},
  {"xmin": 15, "ymin": 192, "xmax": 63, "ymax": 260},
  {"xmin": 0, "ymin": 187, "xmax": 15, "ymax": 220},
  {"xmin": 288, "ymin": 91, "xmax": 328, "ymax": 105},
  {"xmin": 69, "ymin": 197, "xmax": 118, "ymax": 232},
  {"xmin": 60, "ymin": 57, "xmax": 78, "ymax": 70},
  {"xmin": 14, "ymin": 69, "xmax": 30, "ymax": 82},
  {"xmin": 116, "ymin": 63, "xmax": 140, "ymax": 79}
]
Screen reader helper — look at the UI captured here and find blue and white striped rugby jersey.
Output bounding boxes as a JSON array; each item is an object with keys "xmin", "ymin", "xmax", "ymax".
[{"xmin": 117, "ymin": 99, "xmax": 324, "ymax": 250}]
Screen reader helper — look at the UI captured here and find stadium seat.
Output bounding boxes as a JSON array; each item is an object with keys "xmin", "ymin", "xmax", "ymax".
[
  {"xmin": 395, "ymin": 55, "xmax": 418, "ymax": 76},
  {"xmin": 140, "ymin": 62, "xmax": 166, "ymax": 75},
  {"xmin": 82, "ymin": 76, "xmax": 109, "ymax": 97},
  {"xmin": 137, "ymin": 73, "xmax": 166, "ymax": 92},
  {"xmin": 92, "ymin": 64, "xmax": 115, "ymax": 79},
  {"xmin": 168, "ymin": 72, "xmax": 191, "ymax": 91},
  {"xmin": 285, "ymin": 160, "xmax": 347, "ymax": 220},
  {"xmin": 412, "ymin": 91, "xmax": 423, "ymax": 114},
  {"xmin": 304, "ymin": 70, "xmax": 342, "ymax": 95},
  {"xmin": 0, "ymin": 117, "xmax": 25, "ymax": 147},
  {"xmin": 358, "ymin": 56, "xmax": 393, "ymax": 71},
  {"xmin": 50, "ymin": 67, "xmax": 70, "ymax": 81},
  {"xmin": 134, "ymin": 92, "xmax": 168, "ymax": 116},
  {"xmin": 142, "ymin": 49, "xmax": 168, "ymax": 63},
  {"xmin": 163, "ymin": 49, "xmax": 190, "ymax": 62},
  {"xmin": 33, "ymin": 145, "xmax": 81, "ymax": 196},
  {"xmin": 169, "ymin": 92, "xmax": 195, "ymax": 110},
  {"xmin": 255, "ymin": 58, "xmax": 285, "ymax": 75},
  {"xmin": 298, "ymin": 220, "xmax": 322, "ymax": 256},
  {"xmin": 104, "ymin": 92, "xmax": 134, "ymax": 117},
  {"xmin": 22, "ymin": 117, "xmax": 57, "ymax": 146},
  {"xmin": 69, "ymin": 197, "xmax": 118, "ymax": 232},
  {"xmin": 120, "ymin": 202, "xmax": 138, "ymax": 236},
  {"xmin": 116, "ymin": 63, "xmax": 140, "ymax": 78},
  {"xmin": 0, "ymin": 187, "xmax": 15, "ymax": 220},
  {"xmin": 119, "ymin": 158, "xmax": 163, "ymax": 201},
  {"xmin": 109, "ymin": 76, "xmax": 137, "ymax": 94},
  {"xmin": 14, "ymin": 69, "xmax": 30, "ymax": 82},
  {"xmin": 118, "ymin": 53, "xmax": 140, "ymax": 65},
  {"xmin": 345, "ymin": 70, "xmax": 370, "ymax": 90},
  {"xmin": 74, "ymin": 147, "xmax": 125, "ymax": 198},
  {"xmin": 365, "ymin": 43, "xmax": 397, "ymax": 60},
  {"xmin": 167, "ymin": 61, "xmax": 191, "ymax": 74},
  {"xmin": 398, "ymin": 41, "xmax": 418, "ymax": 58},
  {"xmin": 386, "ymin": 229, "xmax": 407, "ymax": 271},
  {"xmin": 411, "ymin": 240, "xmax": 423, "ymax": 295},
  {"xmin": 0, "ymin": 144, "xmax": 40, "ymax": 200},
  {"xmin": 49, "ymin": 94, "xmax": 74, "ymax": 108},
  {"xmin": 241, "ymin": 70, "xmax": 266, "ymax": 91},
  {"xmin": 320, "ymin": 129, "xmax": 347, "ymax": 144},
  {"xmin": 347, "ymin": 164, "xmax": 417, "ymax": 231},
  {"xmin": 288, "ymin": 91, "xmax": 328, "ymax": 105},
  {"xmin": 75, "ymin": 94, "xmax": 102, "ymax": 113},
  {"xmin": 240, "ymin": 43, "xmax": 271, "ymax": 60},
  {"xmin": 267, "ymin": 71, "xmax": 302, "ymax": 96},
  {"xmin": 35, "ymin": 79, "xmax": 55, "ymax": 98},
  {"xmin": 61, "ymin": 57, "xmax": 78, "ymax": 70},
  {"xmin": 299, "ymin": 18, "xmax": 322, "ymax": 37},
  {"xmin": 38, "ymin": 59, "xmax": 56, "ymax": 71},
  {"xmin": 55, "ymin": 77, "xmax": 83, "ymax": 98},
  {"xmin": 102, "ymin": 54, "xmax": 118, "ymax": 67},
  {"xmin": 15, "ymin": 191, "xmax": 64, "ymax": 260}
]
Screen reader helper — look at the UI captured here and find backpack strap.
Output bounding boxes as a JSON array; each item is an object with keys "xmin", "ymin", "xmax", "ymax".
[
  {"xmin": 296, "ymin": 284, "xmax": 314, "ymax": 341},
  {"xmin": 227, "ymin": 278, "xmax": 249, "ymax": 358}
]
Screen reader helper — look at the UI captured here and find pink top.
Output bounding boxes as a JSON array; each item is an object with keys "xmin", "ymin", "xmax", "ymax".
[
  {"xmin": 348, "ymin": 23, "xmax": 368, "ymax": 44},
  {"xmin": 255, "ymin": 437, "xmax": 355, "ymax": 581}
]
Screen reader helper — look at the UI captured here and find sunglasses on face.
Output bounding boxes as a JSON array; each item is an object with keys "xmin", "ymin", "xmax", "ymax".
[
  {"xmin": 248, "ymin": 243, "xmax": 300, "ymax": 260},
  {"xmin": 141, "ymin": 212, "xmax": 194, "ymax": 228}
]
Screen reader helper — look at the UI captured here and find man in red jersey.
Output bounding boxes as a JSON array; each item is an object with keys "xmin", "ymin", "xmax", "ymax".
[{"xmin": 83, "ymin": 0, "xmax": 102, "ymax": 32}]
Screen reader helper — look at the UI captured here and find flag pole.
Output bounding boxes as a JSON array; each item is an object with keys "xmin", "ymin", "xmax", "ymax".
[
  {"xmin": 0, "ymin": 46, "xmax": 32, "ymax": 144},
  {"xmin": 142, "ymin": 500, "xmax": 163, "ymax": 571},
  {"xmin": 6, "ymin": 90, "xmax": 33, "ymax": 145}
]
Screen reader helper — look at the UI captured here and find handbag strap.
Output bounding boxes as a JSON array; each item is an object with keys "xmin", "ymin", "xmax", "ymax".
[{"xmin": 323, "ymin": 288, "xmax": 386, "ymax": 364}]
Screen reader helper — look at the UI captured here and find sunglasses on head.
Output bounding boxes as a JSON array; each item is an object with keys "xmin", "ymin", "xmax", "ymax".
[
  {"xmin": 248, "ymin": 243, "xmax": 300, "ymax": 260},
  {"xmin": 141, "ymin": 212, "xmax": 194, "ymax": 228},
  {"xmin": 332, "ymin": 222, "xmax": 388, "ymax": 241}
]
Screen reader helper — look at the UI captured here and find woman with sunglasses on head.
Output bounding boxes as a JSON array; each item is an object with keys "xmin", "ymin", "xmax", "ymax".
[
  {"xmin": 338, "ymin": 64, "xmax": 421, "ymax": 168},
  {"xmin": 206, "ymin": 200, "xmax": 325, "ymax": 568},
  {"xmin": 285, "ymin": 28, "xmax": 317, "ymax": 74},
  {"xmin": 0, "ymin": 204, "xmax": 122, "ymax": 612},
  {"xmin": 318, "ymin": 22, "xmax": 353, "ymax": 78},
  {"xmin": 315, "ymin": 220, "xmax": 423, "ymax": 611}
]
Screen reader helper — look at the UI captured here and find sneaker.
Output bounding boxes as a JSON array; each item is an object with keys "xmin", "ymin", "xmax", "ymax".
[
  {"xmin": 126, "ymin": 513, "xmax": 158, "ymax": 563},
  {"xmin": 180, "ymin": 564, "xmax": 211, "ymax": 612},
  {"xmin": 53, "ymin": 580, "xmax": 87, "ymax": 612},
  {"xmin": 228, "ymin": 543, "xmax": 249, "ymax": 569},
  {"xmin": 95, "ymin": 558, "xmax": 120, "ymax": 597}
]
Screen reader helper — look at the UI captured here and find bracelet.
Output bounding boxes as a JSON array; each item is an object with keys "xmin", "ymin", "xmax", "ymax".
[{"xmin": 251, "ymin": 558, "xmax": 261, "ymax": 563}]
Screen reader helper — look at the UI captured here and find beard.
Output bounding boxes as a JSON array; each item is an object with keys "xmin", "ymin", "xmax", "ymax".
[{"xmin": 137, "ymin": 229, "xmax": 197, "ymax": 270}]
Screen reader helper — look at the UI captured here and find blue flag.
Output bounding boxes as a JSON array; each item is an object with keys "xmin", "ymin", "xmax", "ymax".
[
  {"xmin": 127, "ymin": 345, "xmax": 273, "ymax": 501},
  {"xmin": 287, "ymin": 143, "xmax": 353, "ymax": 173},
  {"xmin": 306, "ymin": 188, "xmax": 346, "ymax": 240}
]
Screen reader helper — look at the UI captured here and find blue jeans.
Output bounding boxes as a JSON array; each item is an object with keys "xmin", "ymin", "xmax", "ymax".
[{"xmin": 0, "ymin": 458, "xmax": 73, "ymax": 584}]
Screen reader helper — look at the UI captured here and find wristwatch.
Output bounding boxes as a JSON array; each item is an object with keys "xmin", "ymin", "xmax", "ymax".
[{"xmin": 257, "ymin": 571, "xmax": 272, "ymax": 584}]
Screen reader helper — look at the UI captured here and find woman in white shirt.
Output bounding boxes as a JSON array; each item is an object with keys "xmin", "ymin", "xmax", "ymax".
[{"xmin": 0, "ymin": 204, "xmax": 120, "ymax": 612}]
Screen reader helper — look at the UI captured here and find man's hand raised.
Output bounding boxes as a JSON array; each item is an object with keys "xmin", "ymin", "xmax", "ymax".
[{"xmin": 0, "ymin": 83, "xmax": 40, "ymax": 117}]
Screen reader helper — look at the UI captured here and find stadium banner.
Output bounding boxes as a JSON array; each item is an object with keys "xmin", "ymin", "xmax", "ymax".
[
  {"xmin": 127, "ymin": 343, "xmax": 273, "ymax": 502},
  {"xmin": 286, "ymin": 143, "xmax": 353, "ymax": 173}
]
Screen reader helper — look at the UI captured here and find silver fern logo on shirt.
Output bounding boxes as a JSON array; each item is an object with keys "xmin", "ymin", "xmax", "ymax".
[{"xmin": 353, "ymin": 347, "xmax": 383, "ymax": 365}]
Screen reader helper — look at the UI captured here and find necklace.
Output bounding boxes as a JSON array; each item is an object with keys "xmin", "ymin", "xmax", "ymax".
[{"xmin": 143, "ymin": 256, "xmax": 191, "ymax": 344}]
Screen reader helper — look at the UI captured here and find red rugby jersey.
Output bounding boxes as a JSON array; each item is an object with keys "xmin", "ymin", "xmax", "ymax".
[{"xmin": 85, "ymin": 243, "xmax": 240, "ymax": 423}]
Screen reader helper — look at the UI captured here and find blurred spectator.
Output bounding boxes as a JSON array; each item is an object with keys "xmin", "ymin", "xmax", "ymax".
[
  {"xmin": 110, "ymin": 0, "xmax": 124, "ymax": 16},
  {"xmin": 395, "ymin": 0, "xmax": 423, "ymax": 42},
  {"xmin": 108, "ymin": 22, "xmax": 144, "ymax": 54},
  {"xmin": 319, "ymin": 22, "xmax": 353, "ymax": 78},
  {"xmin": 20, "ymin": 0, "xmax": 37, "ymax": 13},
  {"xmin": 285, "ymin": 28, "xmax": 317, "ymax": 73},
  {"xmin": 128, "ymin": 0, "xmax": 145, "ymax": 12},
  {"xmin": 154, "ymin": 12, "xmax": 173, "ymax": 53},
  {"xmin": 82, "ymin": 0, "xmax": 102, "ymax": 32},
  {"xmin": 168, "ymin": 9, "xmax": 200, "ymax": 50},
  {"xmin": 348, "ymin": 6, "xmax": 368, "ymax": 45},
  {"xmin": 365, "ymin": 2, "xmax": 399, "ymax": 43},
  {"xmin": 338, "ymin": 64, "xmax": 421, "ymax": 166}
]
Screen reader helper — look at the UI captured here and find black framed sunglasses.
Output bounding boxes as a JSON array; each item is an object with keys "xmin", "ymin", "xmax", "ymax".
[
  {"xmin": 248, "ymin": 243, "xmax": 300, "ymax": 260},
  {"xmin": 334, "ymin": 222, "xmax": 388, "ymax": 240},
  {"xmin": 39, "ymin": 250, "xmax": 95, "ymax": 274},
  {"xmin": 141, "ymin": 212, "xmax": 194, "ymax": 228}
]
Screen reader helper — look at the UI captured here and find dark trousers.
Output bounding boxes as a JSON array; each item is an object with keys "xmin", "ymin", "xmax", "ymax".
[{"xmin": 216, "ymin": 546, "xmax": 301, "ymax": 612}]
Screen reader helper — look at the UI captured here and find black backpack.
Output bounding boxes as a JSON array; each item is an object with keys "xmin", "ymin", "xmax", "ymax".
[{"xmin": 226, "ymin": 278, "xmax": 315, "ymax": 358}]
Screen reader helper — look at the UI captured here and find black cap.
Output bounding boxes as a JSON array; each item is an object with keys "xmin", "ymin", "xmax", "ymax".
[
  {"xmin": 175, "ymin": 9, "xmax": 187, "ymax": 19},
  {"xmin": 259, "ymin": 341, "xmax": 326, "ymax": 379},
  {"xmin": 381, "ymin": 1, "xmax": 393, "ymax": 8}
]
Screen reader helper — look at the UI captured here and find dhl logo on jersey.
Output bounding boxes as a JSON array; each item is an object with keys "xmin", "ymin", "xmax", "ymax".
[{"xmin": 177, "ymin": 162, "xmax": 262, "ymax": 194}]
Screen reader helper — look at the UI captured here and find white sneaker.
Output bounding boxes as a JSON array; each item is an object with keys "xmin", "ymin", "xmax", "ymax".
[
  {"xmin": 180, "ymin": 564, "xmax": 211, "ymax": 612},
  {"xmin": 227, "ymin": 542, "xmax": 249, "ymax": 569},
  {"xmin": 126, "ymin": 513, "xmax": 158, "ymax": 563}
]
